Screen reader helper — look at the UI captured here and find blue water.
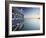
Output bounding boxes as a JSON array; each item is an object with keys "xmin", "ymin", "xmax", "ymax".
[{"xmin": 21, "ymin": 19, "xmax": 40, "ymax": 31}]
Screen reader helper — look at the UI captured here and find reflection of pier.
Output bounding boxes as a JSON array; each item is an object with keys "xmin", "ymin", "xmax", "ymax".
[{"xmin": 12, "ymin": 7, "xmax": 24, "ymax": 31}]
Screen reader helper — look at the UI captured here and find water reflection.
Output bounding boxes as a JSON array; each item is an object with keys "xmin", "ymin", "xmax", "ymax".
[{"xmin": 21, "ymin": 19, "xmax": 40, "ymax": 30}]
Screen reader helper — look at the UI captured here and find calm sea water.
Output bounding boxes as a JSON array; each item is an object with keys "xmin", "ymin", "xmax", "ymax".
[{"xmin": 21, "ymin": 18, "xmax": 40, "ymax": 31}]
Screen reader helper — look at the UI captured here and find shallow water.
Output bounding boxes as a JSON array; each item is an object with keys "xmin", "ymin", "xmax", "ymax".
[{"xmin": 21, "ymin": 18, "xmax": 40, "ymax": 31}]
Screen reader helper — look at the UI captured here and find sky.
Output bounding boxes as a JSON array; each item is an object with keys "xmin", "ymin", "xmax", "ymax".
[{"xmin": 14, "ymin": 7, "xmax": 40, "ymax": 19}]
